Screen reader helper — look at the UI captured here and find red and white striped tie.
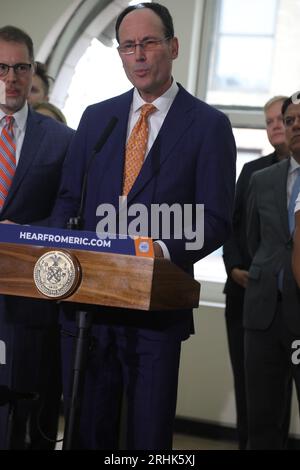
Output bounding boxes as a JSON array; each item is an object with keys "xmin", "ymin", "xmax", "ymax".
[{"xmin": 0, "ymin": 115, "xmax": 16, "ymax": 209}]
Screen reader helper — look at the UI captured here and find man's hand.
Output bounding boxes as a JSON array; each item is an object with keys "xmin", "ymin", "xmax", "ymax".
[
  {"xmin": 231, "ymin": 268, "xmax": 249, "ymax": 288},
  {"xmin": 0, "ymin": 220, "xmax": 17, "ymax": 224}
]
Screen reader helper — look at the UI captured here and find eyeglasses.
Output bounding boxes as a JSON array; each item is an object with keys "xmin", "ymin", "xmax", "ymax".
[
  {"xmin": 0, "ymin": 63, "xmax": 32, "ymax": 78},
  {"xmin": 118, "ymin": 37, "xmax": 170, "ymax": 55},
  {"xmin": 283, "ymin": 115, "xmax": 300, "ymax": 127}
]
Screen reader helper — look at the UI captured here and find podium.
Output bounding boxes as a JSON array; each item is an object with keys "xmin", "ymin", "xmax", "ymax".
[
  {"xmin": 0, "ymin": 228, "xmax": 200, "ymax": 449},
  {"xmin": 0, "ymin": 242, "xmax": 200, "ymax": 310}
]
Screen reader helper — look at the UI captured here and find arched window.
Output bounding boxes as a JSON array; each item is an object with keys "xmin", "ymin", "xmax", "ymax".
[
  {"xmin": 61, "ymin": 37, "xmax": 131, "ymax": 129},
  {"xmin": 41, "ymin": 0, "xmax": 151, "ymax": 129}
]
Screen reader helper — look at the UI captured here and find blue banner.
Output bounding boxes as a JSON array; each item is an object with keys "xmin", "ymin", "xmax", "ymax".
[{"xmin": 0, "ymin": 224, "xmax": 137, "ymax": 255}]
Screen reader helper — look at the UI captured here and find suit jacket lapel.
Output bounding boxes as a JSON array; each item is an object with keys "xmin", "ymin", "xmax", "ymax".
[
  {"xmin": 273, "ymin": 158, "xmax": 290, "ymax": 237},
  {"xmin": 93, "ymin": 90, "xmax": 132, "ymax": 210},
  {"xmin": 3, "ymin": 110, "xmax": 45, "ymax": 209},
  {"xmin": 126, "ymin": 86, "xmax": 195, "ymax": 205}
]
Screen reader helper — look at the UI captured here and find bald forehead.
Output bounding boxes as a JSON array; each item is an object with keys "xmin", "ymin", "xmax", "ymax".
[
  {"xmin": 118, "ymin": 8, "xmax": 165, "ymax": 41},
  {"xmin": 0, "ymin": 39, "xmax": 31, "ymax": 62}
]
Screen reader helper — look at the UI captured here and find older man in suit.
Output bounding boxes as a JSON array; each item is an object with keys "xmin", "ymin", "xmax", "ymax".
[
  {"xmin": 222, "ymin": 95, "xmax": 291, "ymax": 449},
  {"xmin": 50, "ymin": 2, "xmax": 236, "ymax": 449},
  {"xmin": 0, "ymin": 26, "xmax": 74, "ymax": 449},
  {"xmin": 244, "ymin": 94, "xmax": 300, "ymax": 449}
]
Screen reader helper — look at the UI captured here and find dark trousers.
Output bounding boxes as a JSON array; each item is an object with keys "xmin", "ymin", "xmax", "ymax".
[
  {"xmin": 61, "ymin": 322, "xmax": 182, "ymax": 450},
  {"xmin": 245, "ymin": 300, "xmax": 299, "ymax": 449},
  {"xmin": 225, "ymin": 293, "xmax": 248, "ymax": 449},
  {"xmin": 226, "ymin": 293, "xmax": 292, "ymax": 450},
  {"xmin": 0, "ymin": 325, "xmax": 62, "ymax": 450}
]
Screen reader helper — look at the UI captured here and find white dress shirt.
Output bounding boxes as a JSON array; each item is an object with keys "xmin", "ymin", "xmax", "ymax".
[
  {"xmin": 127, "ymin": 79, "xmax": 179, "ymax": 158},
  {"xmin": 127, "ymin": 80, "xmax": 179, "ymax": 259}
]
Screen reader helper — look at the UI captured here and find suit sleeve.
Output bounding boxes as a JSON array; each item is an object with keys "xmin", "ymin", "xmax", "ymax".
[
  {"xmin": 163, "ymin": 112, "xmax": 236, "ymax": 268},
  {"xmin": 223, "ymin": 164, "xmax": 248, "ymax": 276},
  {"xmin": 246, "ymin": 174, "xmax": 260, "ymax": 259}
]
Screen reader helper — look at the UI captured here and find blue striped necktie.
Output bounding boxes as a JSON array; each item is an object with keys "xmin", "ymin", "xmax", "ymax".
[
  {"xmin": 288, "ymin": 167, "xmax": 300, "ymax": 234},
  {"xmin": 0, "ymin": 115, "xmax": 16, "ymax": 210},
  {"xmin": 278, "ymin": 167, "xmax": 300, "ymax": 291}
]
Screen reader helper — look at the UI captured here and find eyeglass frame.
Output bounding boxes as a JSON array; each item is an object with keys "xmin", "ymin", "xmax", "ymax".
[
  {"xmin": 0, "ymin": 63, "xmax": 33, "ymax": 78},
  {"xmin": 117, "ymin": 37, "xmax": 171, "ymax": 55}
]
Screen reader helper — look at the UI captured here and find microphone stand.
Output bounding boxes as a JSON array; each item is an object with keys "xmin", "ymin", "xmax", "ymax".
[
  {"xmin": 62, "ymin": 118, "xmax": 118, "ymax": 450},
  {"xmin": 62, "ymin": 310, "xmax": 93, "ymax": 450}
]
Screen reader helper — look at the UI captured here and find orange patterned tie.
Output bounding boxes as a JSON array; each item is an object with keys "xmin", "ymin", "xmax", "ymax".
[
  {"xmin": 122, "ymin": 104, "xmax": 156, "ymax": 195},
  {"xmin": 0, "ymin": 116, "xmax": 16, "ymax": 209}
]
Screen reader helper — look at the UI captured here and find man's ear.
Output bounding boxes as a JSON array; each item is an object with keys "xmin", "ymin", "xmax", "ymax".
[{"xmin": 171, "ymin": 37, "xmax": 179, "ymax": 60}]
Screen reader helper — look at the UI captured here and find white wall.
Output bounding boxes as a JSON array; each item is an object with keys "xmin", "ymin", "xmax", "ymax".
[
  {"xmin": 159, "ymin": 0, "xmax": 198, "ymax": 90},
  {"xmin": 177, "ymin": 303, "xmax": 236, "ymax": 426},
  {"xmin": 0, "ymin": 0, "xmax": 76, "ymax": 53}
]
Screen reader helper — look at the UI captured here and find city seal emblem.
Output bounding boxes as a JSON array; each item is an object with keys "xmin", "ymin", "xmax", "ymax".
[{"xmin": 33, "ymin": 250, "xmax": 81, "ymax": 299}]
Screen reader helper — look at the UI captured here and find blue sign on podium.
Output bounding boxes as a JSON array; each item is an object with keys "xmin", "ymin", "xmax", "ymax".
[{"xmin": 0, "ymin": 224, "xmax": 154, "ymax": 258}]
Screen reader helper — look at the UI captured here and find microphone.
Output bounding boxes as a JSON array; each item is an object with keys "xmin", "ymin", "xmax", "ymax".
[
  {"xmin": 67, "ymin": 117, "xmax": 118, "ymax": 231},
  {"xmin": 0, "ymin": 385, "xmax": 39, "ymax": 406}
]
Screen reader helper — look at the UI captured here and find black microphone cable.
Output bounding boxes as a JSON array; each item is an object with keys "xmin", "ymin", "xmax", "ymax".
[{"xmin": 68, "ymin": 116, "xmax": 118, "ymax": 230}]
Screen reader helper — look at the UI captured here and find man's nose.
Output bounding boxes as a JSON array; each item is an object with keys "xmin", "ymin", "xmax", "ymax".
[
  {"xmin": 134, "ymin": 44, "xmax": 146, "ymax": 60},
  {"xmin": 5, "ymin": 68, "xmax": 17, "ymax": 80},
  {"xmin": 272, "ymin": 118, "xmax": 284, "ymax": 129}
]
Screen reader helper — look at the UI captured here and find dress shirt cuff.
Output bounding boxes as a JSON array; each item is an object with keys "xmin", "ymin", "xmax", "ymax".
[{"xmin": 154, "ymin": 240, "xmax": 171, "ymax": 260}]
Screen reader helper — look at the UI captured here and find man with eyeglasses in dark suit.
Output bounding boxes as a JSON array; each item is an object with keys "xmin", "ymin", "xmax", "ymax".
[
  {"xmin": 50, "ymin": 2, "xmax": 236, "ymax": 449},
  {"xmin": 0, "ymin": 25, "xmax": 74, "ymax": 449}
]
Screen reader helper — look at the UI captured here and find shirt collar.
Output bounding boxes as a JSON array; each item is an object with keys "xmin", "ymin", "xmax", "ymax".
[
  {"xmin": 132, "ymin": 79, "xmax": 179, "ymax": 114},
  {"xmin": 0, "ymin": 102, "xmax": 28, "ymax": 131},
  {"xmin": 289, "ymin": 156, "xmax": 300, "ymax": 174}
]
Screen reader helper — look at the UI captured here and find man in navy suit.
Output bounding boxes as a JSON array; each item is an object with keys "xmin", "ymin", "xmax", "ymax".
[
  {"xmin": 0, "ymin": 26, "xmax": 74, "ymax": 449},
  {"xmin": 51, "ymin": 2, "xmax": 236, "ymax": 449}
]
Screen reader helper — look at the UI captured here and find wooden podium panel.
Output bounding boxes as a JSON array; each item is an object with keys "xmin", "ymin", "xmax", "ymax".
[{"xmin": 0, "ymin": 243, "xmax": 200, "ymax": 311}]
